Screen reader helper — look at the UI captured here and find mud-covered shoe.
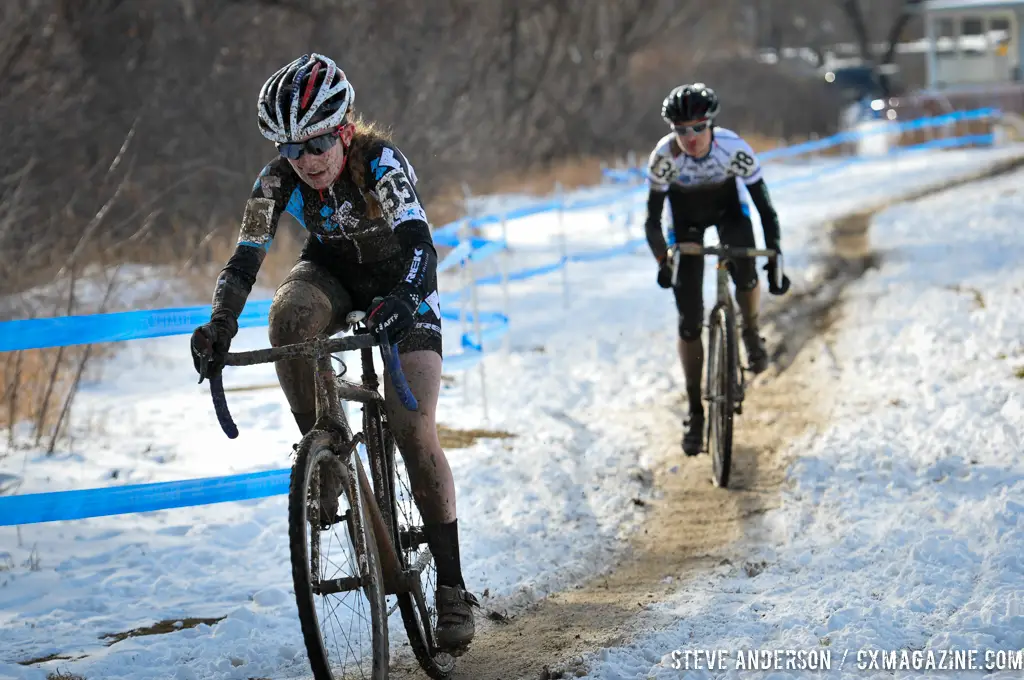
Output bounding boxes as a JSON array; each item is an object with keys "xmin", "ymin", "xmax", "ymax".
[
  {"xmin": 434, "ymin": 585, "xmax": 479, "ymax": 655},
  {"xmin": 682, "ymin": 408, "xmax": 704, "ymax": 456},
  {"xmin": 742, "ymin": 328, "xmax": 768, "ymax": 374}
]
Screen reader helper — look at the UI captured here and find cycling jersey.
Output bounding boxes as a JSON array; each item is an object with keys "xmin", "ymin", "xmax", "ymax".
[
  {"xmin": 643, "ymin": 127, "xmax": 780, "ymax": 262},
  {"xmin": 210, "ymin": 138, "xmax": 436, "ymax": 332}
]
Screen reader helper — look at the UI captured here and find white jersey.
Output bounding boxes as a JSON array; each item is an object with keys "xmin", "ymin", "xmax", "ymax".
[{"xmin": 645, "ymin": 127, "xmax": 763, "ymax": 193}]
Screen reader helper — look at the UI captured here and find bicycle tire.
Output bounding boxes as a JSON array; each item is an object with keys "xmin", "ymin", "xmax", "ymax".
[
  {"xmin": 289, "ymin": 430, "xmax": 390, "ymax": 680},
  {"xmin": 707, "ymin": 304, "xmax": 736, "ymax": 488},
  {"xmin": 365, "ymin": 406, "xmax": 456, "ymax": 679}
]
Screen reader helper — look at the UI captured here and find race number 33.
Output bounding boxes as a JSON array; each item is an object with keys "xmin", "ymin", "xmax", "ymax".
[{"xmin": 651, "ymin": 156, "xmax": 675, "ymax": 181}]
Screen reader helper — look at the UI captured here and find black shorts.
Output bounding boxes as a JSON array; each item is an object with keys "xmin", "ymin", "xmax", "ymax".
[
  {"xmin": 671, "ymin": 207, "xmax": 759, "ymax": 340},
  {"xmin": 279, "ymin": 254, "xmax": 442, "ymax": 357}
]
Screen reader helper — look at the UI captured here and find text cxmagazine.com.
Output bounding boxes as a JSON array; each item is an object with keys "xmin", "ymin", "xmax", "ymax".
[{"xmin": 668, "ymin": 647, "xmax": 1024, "ymax": 672}]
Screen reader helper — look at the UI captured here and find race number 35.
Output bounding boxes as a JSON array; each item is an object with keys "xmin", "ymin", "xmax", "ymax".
[{"xmin": 730, "ymin": 150, "xmax": 757, "ymax": 177}]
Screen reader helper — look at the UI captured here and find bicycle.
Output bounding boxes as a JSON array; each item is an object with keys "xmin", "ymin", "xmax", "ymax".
[
  {"xmin": 199, "ymin": 309, "xmax": 457, "ymax": 680},
  {"xmin": 668, "ymin": 242, "xmax": 781, "ymax": 488}
]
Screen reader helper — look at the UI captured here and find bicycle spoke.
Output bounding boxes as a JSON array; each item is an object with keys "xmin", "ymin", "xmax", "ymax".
[{"xmin": 302, "ymin": 451, "xmax": 379, "ymax": 678}]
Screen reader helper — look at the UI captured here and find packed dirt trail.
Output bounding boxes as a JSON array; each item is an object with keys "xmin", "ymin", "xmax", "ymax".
[{"xmin": 389, "ymin": 275, "xmax": 847, "ymax": 680}]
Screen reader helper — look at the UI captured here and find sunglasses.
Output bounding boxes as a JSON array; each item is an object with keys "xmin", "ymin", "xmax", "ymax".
[
  {"xmin": 276, "ymin": 131, "xmax": 340, "ymax": 160},
  {"xmin": 672, "ymin": 120, "xmax": 711, "ymax": 135}
]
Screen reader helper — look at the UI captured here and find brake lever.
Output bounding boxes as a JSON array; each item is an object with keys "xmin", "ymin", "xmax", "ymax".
[
  {"xmin": 375, "ymin": 325, "xmax": 419, "ymax": 412},
  {"xmin": 197, "ymin": 354, "xmax": 209, "ymax": 385}
]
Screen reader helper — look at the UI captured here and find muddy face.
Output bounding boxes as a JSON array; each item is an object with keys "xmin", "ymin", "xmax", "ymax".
[{"xmin": 288, "ymin": 138, "xmax": 345, "ymax": 190}]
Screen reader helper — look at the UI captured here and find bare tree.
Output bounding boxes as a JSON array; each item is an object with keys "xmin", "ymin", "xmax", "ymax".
[{"xmin": 0, "ymin": 0, "xmax": 842, "ymax": 297}]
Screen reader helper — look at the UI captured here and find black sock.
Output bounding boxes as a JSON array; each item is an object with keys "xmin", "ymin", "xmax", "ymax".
[
  {"xmin": 687, "ymin": 390, "xmax": 703, "ymax": 417},
  {"xmin": 424, "ymin": 519, "xmax": 465, "ymax": 589}
]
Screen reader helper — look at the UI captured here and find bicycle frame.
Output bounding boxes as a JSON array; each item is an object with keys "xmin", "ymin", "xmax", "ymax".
[{"xmin": 204, "ymin": 319, "xmax": 423, "ymax": 596}]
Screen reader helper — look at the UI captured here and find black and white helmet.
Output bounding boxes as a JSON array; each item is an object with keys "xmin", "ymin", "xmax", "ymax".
[
  {"xmin": 661, "ymin": 83, "xmax": 720, "ymax": 125},
  {"xmin": 257, "ymin": 53, "xmax": 354, "ymax": 143}
]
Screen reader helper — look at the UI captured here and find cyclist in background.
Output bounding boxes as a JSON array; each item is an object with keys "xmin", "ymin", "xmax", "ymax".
[
  {"xmin": 188, "ymin": 53, "xmax": 477, "ymax": 653},
  {"xmin": 643, "ymin": 83, "xmax": 791, "ymax": 456}
]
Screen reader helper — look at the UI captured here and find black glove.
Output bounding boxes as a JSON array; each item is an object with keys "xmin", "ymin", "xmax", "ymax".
[
  {"xmin": 763, "ymin": 251, "xmax": 791, "ymax": 296},
  {"xmin": 190, "ymin": 316, "xmax": 235, "ymax": 382},
  {"xmin": 367, "ymin": 286, "xmax": 418, "ymax": 342},
  {"xmin": 656, "ymin": 259, "xmax": 673, "ymax": 289}
]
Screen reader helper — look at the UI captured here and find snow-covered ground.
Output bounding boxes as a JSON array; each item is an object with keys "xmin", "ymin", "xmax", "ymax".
[
  {"xmin": 1, "ymin": 144, "xmax": 1023, "ymax": 679},
  {"xmin": 581, "ymin": 166, "xmax": 1024, "ymax": 679}
]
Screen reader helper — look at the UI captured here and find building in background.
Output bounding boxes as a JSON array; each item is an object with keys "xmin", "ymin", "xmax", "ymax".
[{"xmin": 920, "ymin": 0, "xmax": 1022, "ymax": 88}]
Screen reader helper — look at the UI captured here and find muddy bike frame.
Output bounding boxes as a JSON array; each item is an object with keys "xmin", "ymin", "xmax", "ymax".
[
  {"xmin": 668, "ymin": 242, "xmax": 780, "ymax": 487},
  {"xmin": 200, "ymin": 310, "xmax": 452, "ymax": 679}
]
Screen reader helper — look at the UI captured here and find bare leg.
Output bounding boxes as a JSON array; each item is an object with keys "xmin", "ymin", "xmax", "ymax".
[
  {"xmin": 381, "ymin": 349, "xmax": 455, "ymax": 524},
  {"xmin": 382, "ymin": 348, "xmax": 476, "ymax": 649},
  {"xmin": 268, "ymin": 279, "xmax": 337, "ymax": 432},
  {"xmin": 735, "ymin": 285, "xmax": 760, "ymax": 332},
  {"xmin": 735, "ymin": 285, "xmax": 768, "ymax": 373}
]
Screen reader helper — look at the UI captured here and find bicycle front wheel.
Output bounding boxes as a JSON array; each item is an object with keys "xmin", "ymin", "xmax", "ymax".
[
  {"xmin": 289, "ymin": 430, "xmax": 390, "ymax": 680},
  {"xmin": 707, "ymin": 304, "xmax": 736, "ymax": 488}
]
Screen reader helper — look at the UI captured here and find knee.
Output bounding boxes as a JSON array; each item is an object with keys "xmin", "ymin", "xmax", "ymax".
[
  {"xmin": 731, "ymin": 260, "xmax": 758, "ymax": 292},
  {"xmin": 268, "ymin": 280, "xmax": 333, "ymax": 348},
  {"xmin": 677, "ymin": 311, "xmax": 703, "ymax": 341},
  {"xmin": 674, "ymin": 286, "xmax": 704, "ymax": 341}
]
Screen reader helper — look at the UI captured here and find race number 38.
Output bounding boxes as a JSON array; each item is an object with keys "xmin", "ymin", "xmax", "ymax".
[{"xmin": 730, "ymin": 150, "xmax": 757, "ymax": 178}]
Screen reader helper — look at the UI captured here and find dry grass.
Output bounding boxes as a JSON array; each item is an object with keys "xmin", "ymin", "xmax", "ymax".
[
  {"xmin": 425, "ymin": 154, "xmax": 619, "ymax": 226},
  {"xmin": 437, "ymin": 423, "xmax": 515, "ymax": 449},
  {"xmin": 99, "ymin": 616, "xmax": 227, "ymax": 646},
  {"xmin": 946, "ymin": 284, "xmax": 986, "ymax": 310},
  {"xmin": 1, "ymin": 265, "xmax": 125, "ymax": 450},
  {"xmin": 47, "ymin": 672, "xmax": 86, "ymax": 680},
  {"xmin": 17, "ymin": 652, "xmax": 84, "ymax": 666},
  {"xmin": 158, "ymin": 218, "xmax": 307, "ymax": 304}
]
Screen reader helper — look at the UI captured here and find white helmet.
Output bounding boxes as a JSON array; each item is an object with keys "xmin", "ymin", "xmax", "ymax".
[{"xmin": 257, "ymin": 53, "xmax": 355, "ymax": 143}]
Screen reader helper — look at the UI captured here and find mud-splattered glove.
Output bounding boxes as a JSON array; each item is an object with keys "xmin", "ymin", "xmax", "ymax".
[
  {"xmin": 190, "ymin": 315, "xmax": 236, "ymax": 381},
  {"xmin": 367, "ymin": 286, "xmax": 418, "ymax": 343}
]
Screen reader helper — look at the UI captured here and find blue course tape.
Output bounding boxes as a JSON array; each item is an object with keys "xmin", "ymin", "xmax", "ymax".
[
  {"xmin": 0, "ymin": 469, "xmax": 291, "ymax": 526},
  {"xmin": 0, "ymin": 301, "xmax": 273, "ymax": 352}
]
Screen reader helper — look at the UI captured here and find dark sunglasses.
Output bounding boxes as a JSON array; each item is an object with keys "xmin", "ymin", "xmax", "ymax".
[
  {"xmin": 672, "ymin": 120, "xmax": 711, "ymax": 135},
  {"xmin": 276, "ymin": 131, "xmax": 340, "ymax": 160}
]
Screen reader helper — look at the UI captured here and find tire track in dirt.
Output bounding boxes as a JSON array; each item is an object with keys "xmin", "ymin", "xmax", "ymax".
[{"xmin": 387, "ymin": 154, "xmax": 1024, "ymax": 680}]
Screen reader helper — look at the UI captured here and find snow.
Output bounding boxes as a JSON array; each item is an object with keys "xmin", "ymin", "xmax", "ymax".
[
  {"xmin": 2, "ymin": 144, "xmax": 1023, "ymax": 679},
  {"xmin": 579, "ymin": 166, "xmax": 1024, "ymax": 679}
]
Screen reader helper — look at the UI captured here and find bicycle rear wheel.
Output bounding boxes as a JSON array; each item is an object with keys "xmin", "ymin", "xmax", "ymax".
[
  {"xmin": 289, "ymin": 430, "xmax": 389, "ymax": 680},
  {"xmin": 707, "ymin": 303, "xmax": 736, "ymax": 488}
]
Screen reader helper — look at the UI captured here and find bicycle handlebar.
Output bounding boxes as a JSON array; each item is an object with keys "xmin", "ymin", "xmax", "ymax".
[
  {"xmin": 668, "ymin": 243, "xmax": 777, "ymax": 258},
  {"xmin": 204, "ymin": 326, "xmax": 418, "ymax": 441},
  {"xmin": 668, "ymin": 243, "xmax": 786, "ymax": 292}
]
